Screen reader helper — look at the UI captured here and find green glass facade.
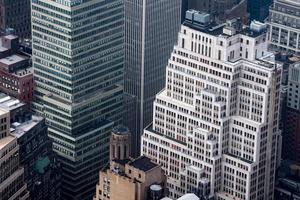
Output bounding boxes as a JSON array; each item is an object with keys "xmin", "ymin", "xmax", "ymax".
[{"xmin": 31, "ymin": 0, "xmax": 124, "ymax": 199}]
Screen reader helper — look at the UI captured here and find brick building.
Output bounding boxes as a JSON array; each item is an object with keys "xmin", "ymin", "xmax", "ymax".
[{"xmin": 0, "ymin": 35, "xmax": 33, "ymax": 104}]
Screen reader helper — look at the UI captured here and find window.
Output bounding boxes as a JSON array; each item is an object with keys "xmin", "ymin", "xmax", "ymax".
[{"xmin": 218, "ymin": 50, "xmax": 221, "ymax": 60}]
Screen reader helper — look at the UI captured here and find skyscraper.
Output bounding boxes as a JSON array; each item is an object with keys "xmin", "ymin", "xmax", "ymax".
[
  {"xmin": 124, "ymin": 0, "xmax": 181, "ymax": 156},
  {"xmin": 142, "ymin": 11, "xmax": 282, "ymax": 199},
  {"xmin": 268, "ymin": 0, "xmax": 300, "ymax": 55},
  {"xmin": 31, "ymin": 0, "xmax": 124, "ymax": 199}
]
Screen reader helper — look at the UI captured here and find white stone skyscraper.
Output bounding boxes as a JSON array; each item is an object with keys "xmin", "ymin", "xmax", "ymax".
[
  {"xmin": 124, "ymin": 0, "xmax": 181, "ymax": 156},
  {"xmin": 31, "ymin": 0, "xmax": 124, "ymax": 199},
  {"xmin": 142, "ymin": 11, "xmax": 282, "ymax": 200}
]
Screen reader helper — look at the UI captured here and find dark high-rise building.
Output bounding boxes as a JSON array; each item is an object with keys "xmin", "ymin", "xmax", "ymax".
[
  {"xmin": 282, "ymin": 62, "xmax": 300, "ymax": 165},
  {"xmin": 11, "ymin": 115, "xmax": 61, "ymax": 200},
  {"xmin": 124, "ymin": 0, "xmax": 182, "ymax": 156},
  {"xmin": 181, "ymin": 0, "xmax": 189, "ymax": 23},
  {"xmin": 0, "ymin": 0, "xmax": 31, "ymax": 39},
  {"xmin": 248, "ymin": 0, "xmax": 272, "ymax": 22},
  {"xmin": 31, "ymin": 0, "xmax": 124, "ymax": 199}
]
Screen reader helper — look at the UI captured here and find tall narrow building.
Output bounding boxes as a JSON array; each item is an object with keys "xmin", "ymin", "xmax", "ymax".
[
  {"xmin": 142, "ymin": 11, "xmax": 282, "ymax": 200},
  {"xmin": 31, "ymin": 0, "xmax": 124, "ymax": 199},
  {"xmin": 124, "ymin": 0, "xmax": 181, "ymax": 156},
  {"xmin": 281, "ymin": 62, "xmax": 300, "ymax": 165}
]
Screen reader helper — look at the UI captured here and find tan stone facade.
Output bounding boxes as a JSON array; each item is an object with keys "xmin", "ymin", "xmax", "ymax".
[
  {"xmin": 0, "ymin": 108, "xmax": 29, "ymax": 200},
  {"xmin": 94, "ymin": 157, "xmax": 166, "ymax": 200},
  {"xmin": 110, "ymin": 127, "xmax": 131, "ymax": 161},
  {"xmin": 94, "ymin": 128, "xmax": 166, "ymax": 200}
]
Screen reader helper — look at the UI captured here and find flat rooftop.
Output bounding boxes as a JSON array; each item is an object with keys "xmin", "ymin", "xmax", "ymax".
[
  {"xmin": 278, "ymin": 0, "xmax": 300, "ymax": 6},
  {"xmin": 177, "ymin": 194, "xmax": 199, "ymax": 200},
  {"xmin": 112, "ymin": 159, "xmax": 131, "ymax": 166},
  {"xmin": 0, "ymin": 108, "xmax": 8, "ymax": 116},
  {"xmin": 184, "ymin": 10, "xmax": 266, "ymax": 39},
  {"xmin": 13, "ymin": 66, "xmax": 33, "ymax": 77},
  {"xmin": 4, "ymin": 35, "xmax": 18, "ymax": 40},
  {"xmin": 128, "ymin": 156, "xmax": 159, "ymax": 172},
  {"xmin": 10, "ymin": 115, "xmax": 43, "ymax": 138},
  {"xmin": 0, "ymin": 93, "xmax": 25, "ymax": 111},
  {"xmin": 0, "ymin": 54, "xmax": 26, "ymax": 66},
  {"xmin": 0, "ymin": 46, "xmax": 8, "ymax": 53},
  {"xmin": 183, "ymin": 20, "xmax": 225, "ymax": 36},
  {"xmin": 0, "ymin": 135, "xmax": 15, "ymax": 150}
]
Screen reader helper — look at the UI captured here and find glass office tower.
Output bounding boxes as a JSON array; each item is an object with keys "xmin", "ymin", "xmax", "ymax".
[{"xmin": 31, "ymin": 0, "xmax": 124, "ymax": 199}]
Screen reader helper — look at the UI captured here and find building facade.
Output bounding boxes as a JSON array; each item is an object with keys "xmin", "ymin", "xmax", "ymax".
[
  {"xmin": 0, "ymin": 35, "xmax": 33, "ymax": 104},
  {"xmin": 11, "ymin": 115, "xmax": 61, "ymax": 200},
  {"xmin": 142, "ymin": 11, "xmax": 282, "ymax": 200},
  {"xmin": 124, "ymin": 0, "xmax": 181, "ymax": 156},
  {"xmin": 248, "ymin": 0, "xmax": 272, "ymax": 22},
  {"xmin": 0, "ymin": 0, "xmax": 31, "ymax": 39},
  {"xmin": 268, "ymin": 0, "xmax": 300, "ymax": 55},
  {"xmin": 94, "ymin": 127, "xmax": 166, "ymax": 200},
  {"xmin": 0, "ymin": 108, "xmax": 29, "ymax": 200},
  {"xmin": 281, "ymin": 63, "xmax": 300, "ymax": 165},
  {"xmin": 109, "ymin": 127, "xmax": 131, "ymax": 161},
  {"xmin": 94, "ymin": 156, "xmax": 166, "ymax": 200},
  {"xmin": 31, "ymin": 0, "xmax": 124, "ymax": 199}
]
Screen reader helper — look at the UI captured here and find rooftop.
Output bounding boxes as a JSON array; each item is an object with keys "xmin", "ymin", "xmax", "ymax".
[
  {"xmin": 112, "ymin": 126, "xmax": 130, "ymax": 135},
  {"xmin": 112, "ymin": 159, "xmax": 131, "ymax": 166},
  {"xmin": 0, "ymin": 54, "xmax": 26, "ymax": 66},
  {"xmin": 128, "ymin": 156, "xmax": 159, "ymax": 172},
  {"xmin": 0, "ymin": 108, "xmax": 8, "ymax": 116},
  {"xmin": 0, "ymin": 46, "xmax": 8, "ymax": 53},
  {"xmin": 0, "ymin": 93, "xmax": 25, "ymax": 111},
  {"xmin": 177, "ymin": 193, "xmax": 199, "ymax": 200},
  {"xmin": 183, "ymin": 20, "xmax": 225, "ymax": 36},
  {"xmin": 4, "ymin": 35, "xmax": 18, "ymax": 40},
  {"xmin": 184, "ymin": 10, "xmax": 267, "ymax": 39},
  {"xmin": 34, "ymin": 156, "xmax": 50, "ymax": 174},
  {"xmin": 13, "ymin": 66, "xmax": 32, "ymax": 77},
  {"xmin": 0, "ymin": 135, "xmax": 15, "ymax": 150},
  {"xmin": 278, "ymin": 0, "xmax": 300, "ymax": 6},
  {"xmin": 160, "ymin": 197, "xmax": 172, "ymax": 200},
  {"xmin": 10, "ymin": 115, "xmax": 43, "ymax": 138}
]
